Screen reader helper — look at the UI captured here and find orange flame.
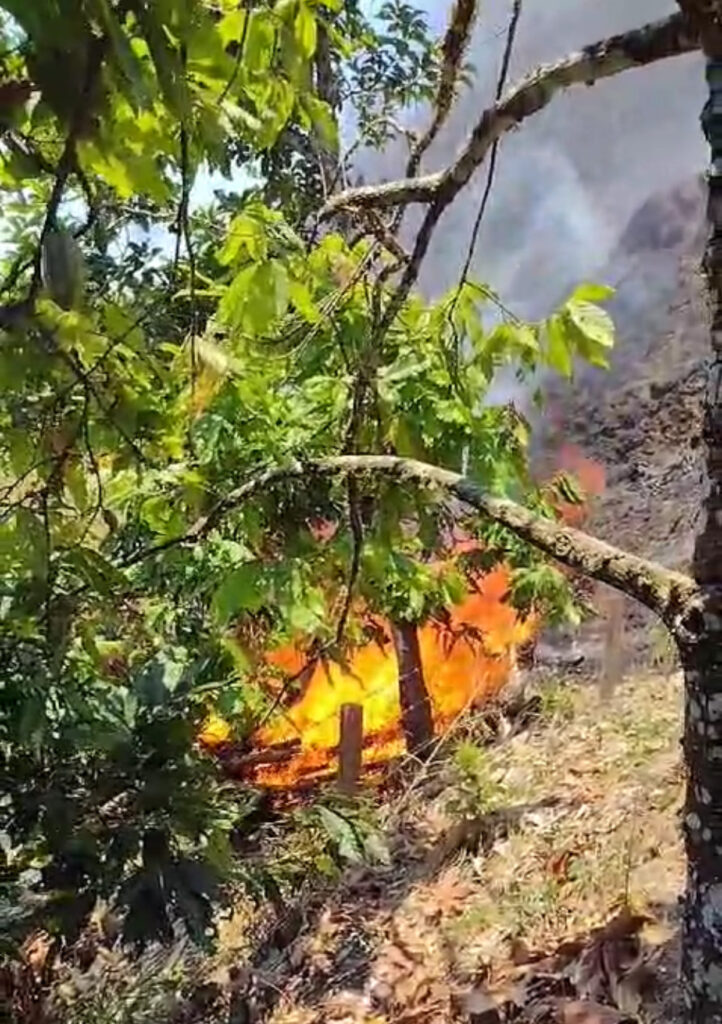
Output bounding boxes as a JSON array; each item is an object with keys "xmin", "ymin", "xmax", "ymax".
[
  {"xmin": 200, "ymin": 445, "xmax": 606, "ymax": 790},
  {"xmin": 205, "ymin": 564, "xmax": 535, "ymax": 789}
]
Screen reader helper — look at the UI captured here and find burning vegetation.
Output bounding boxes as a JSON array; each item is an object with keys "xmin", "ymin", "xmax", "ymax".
[
  {"xmin": 250, "ymin": 565, "xmax": 535, "ymax": 789},
  {"xmin": 198, "ymin": 444, "xmax": 606, "ymax": 793}
]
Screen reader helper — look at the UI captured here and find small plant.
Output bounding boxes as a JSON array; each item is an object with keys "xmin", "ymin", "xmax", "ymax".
[
  {"xmin": 537, "ymin": 677, "xmax": 576, "ymax": 723},
  {"xmin": 648, "ymin": 623, "xmax": 679, "ymax": 677},
  {"xmin": 266, "ymin": 793, "xmax": 392, "ymax": 888},
  {"xmin": 505, "ymin": 876, "xmax": 564, "ymax": 936},
  {"xmin": 51, "ymin": 940, "xmax": 204, "ymax": 1024},
  {"xmin": 447, "ymin": 741, "xmax": 506, "ymax": 820}
]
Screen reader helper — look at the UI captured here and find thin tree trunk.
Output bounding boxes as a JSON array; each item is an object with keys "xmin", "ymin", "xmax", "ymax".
[
  {"xmin": 681, "ymin": 46, "xmax": 722, "ymax": 1023},
  {"xmin": 391, "ymin": 621, "xmax": 434, "ymax": 756},
  {"xmin": 599, "ymin": 588, "xmax": 625, "ymax": 699}
]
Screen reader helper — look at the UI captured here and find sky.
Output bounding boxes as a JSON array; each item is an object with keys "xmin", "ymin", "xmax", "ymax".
[{"xmin": 20, "ymin": 0, "xmax": 702, "ymax": 326}]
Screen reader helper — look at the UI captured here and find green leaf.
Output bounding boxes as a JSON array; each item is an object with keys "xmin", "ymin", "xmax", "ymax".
[
  {"xmin": 218, "ymin": 9, "xmax": 248, "ymax": 48},
  {"xmin": 65, "ymin": 548, "xmax": 127, "ymax": 597},
  {"xmin": 90, "ymin": 0, "xmax": 151, "ymax": 108},
  {"xmin": 302, "ymin": 95, "xmax": 338, "ymax": 153},
  {"xmin": 295, "ymin": 2, "xmax": 318, "ymax": 59},
  {"xmin": 134, "ymin": 4, "xmax": 191, "ymax": 124},
  {"xmin": 316, "ymin": 807, "xmax": 363, "ymax": 864},
  {"xmin": 285, "ymin": 585, "xmax": 326, "ymax": 633},
  {"xmin": 135, "ymin": 652, "xmax": 187, "ymax": 706},
  {"xmin": 544, "ymin": 316, "xmax": 573, "ymax": 379},
  {"xmin": 219, "ymin": 212, "xmax": 268, "ymax": 266},
  {"xmin": 220, "ymin": 259, "xmax": 290, "ymax": 335},
  {"xmin": 568, "ymin": 282, "xmax": 615, "ymax": 304},
  {"xmin": 243, "ymin": 10, "xmax": 275, "ymax": 75},
  {"xmin": 213, "ymin": 564, "xmax": 265, "ymax": 622},
  {"xmin": 565, "ymin": 300, "xmax": 615, "ymax": 351},
  {"xmin": 288, "ymin": 278, "xmax": 320, "ymax": 322}
]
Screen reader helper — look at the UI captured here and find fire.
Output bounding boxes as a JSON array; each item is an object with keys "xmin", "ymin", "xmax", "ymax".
[
  {"xmin": 199, "ymin": 443, "xmax": 606, "ymax": 790},
  {"xmin": 205, "ymin": 565, "xmax": 535, "ymax": 789}
]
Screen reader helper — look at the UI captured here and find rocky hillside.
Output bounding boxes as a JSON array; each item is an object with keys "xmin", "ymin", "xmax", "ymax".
[{"xmin": 540, "ymin": 175, "xmax": 710, "ymax": 666}]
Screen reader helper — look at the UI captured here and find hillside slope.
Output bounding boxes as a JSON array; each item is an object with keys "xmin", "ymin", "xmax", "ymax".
[
  {"xmin": 228, "ymin": 673, "xmax": 685, "ymax": 1024},
  {"xmin": 538, "ymin": 176, "xmax": 709, "ymax": 666},
  {"xmin": 45, "ymin": 674, "xmax": 685, "ymax": 1024}
]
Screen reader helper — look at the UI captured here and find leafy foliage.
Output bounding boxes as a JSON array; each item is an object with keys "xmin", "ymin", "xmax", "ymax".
[{"xmin": 0, "ymin": 0, "xmax": 616, "ymax": 958}]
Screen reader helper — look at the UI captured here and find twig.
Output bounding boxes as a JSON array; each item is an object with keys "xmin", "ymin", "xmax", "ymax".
[
  {"xmin": 39, "ymin": 329, "xmax": 151, "ymax": 465},
  {"xmin": 219, "ymin": 3, "xmax": 251, "ymax": 105},
  {"xmin": 31, "ymin": 33, "xmax": 108, "ymax": 297},
  {"xmin": 405, "ymin": 0, "xmax": 479, "ymax": 180},
  {"xmin": 444, "ymin": 0, "xmax": 523, "ymax": 380},
  {"xmin": 178, "ymin": 119, "xmax": 199, "ymax": 392},
  {"xmin": 72, "ymin": 162, "xmax": 99, "ymax": 239},
  {"xmin": 335, "ymin": 476, "xmax": 364, "ymax": 647},
  {"xmin": 0, "ymin": 252, "xmax": 34, "ymax": 300},
  {"xmin": 77, "ymin": 383, "xmax": 107, "ymax": 544},
  {"xmin": 451, "ymin": 0, "xmax": 523, "ymax": 310}
]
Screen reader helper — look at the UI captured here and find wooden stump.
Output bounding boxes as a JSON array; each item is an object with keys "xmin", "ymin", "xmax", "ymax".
[{"xmin": 338, "ymin": 703, "xmax": 363, "ymax": 794}]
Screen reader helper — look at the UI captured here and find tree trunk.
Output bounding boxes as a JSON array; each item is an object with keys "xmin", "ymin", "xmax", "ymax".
[
  {"xmin": 682, "ymin": 50, "xmax": 722, "ymax": 1023},
  {"xmin": 391, "ymin": 621, "xmax": 434, "ymax": 757},
  {"xmin": 337, "ymin": 703, "xmax": 363, "ymax": 794},
  {"xmin": 680, "ymin": 626, "xmax": 722, "ymax": 1023}
]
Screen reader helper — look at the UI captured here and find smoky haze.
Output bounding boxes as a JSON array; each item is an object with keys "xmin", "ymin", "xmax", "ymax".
[{"xmin": 358, "ymin": 0, "xmax": 706, "ymax": 319}]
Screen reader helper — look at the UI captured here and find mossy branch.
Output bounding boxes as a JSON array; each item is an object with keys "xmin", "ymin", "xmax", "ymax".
[{"xmin": 130, "ymin": 455, "xmax": 700, "ymax": 631}]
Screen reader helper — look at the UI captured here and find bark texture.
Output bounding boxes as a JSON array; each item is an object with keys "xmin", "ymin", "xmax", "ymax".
[
  {"xmin": 678, "ymin": 1, "xmax": 722, "ymax": 51},
  {"xmin": 137, "ymin": 454, "xmax": 700, "ymax": 631},
  {"xmin": 405, "ymin": 0, "xmax": 479, "ymax": 180},
  {"xmin": 337, "ymin": 703, "xmax": 363, "ymax": 794},
  {"xmin": 391, "ymin": 621, "xmax": 434, "ymax": 757},
  {"xmin": 682, "ymin": 29, "xmax": 722, "ymax": 1020}
]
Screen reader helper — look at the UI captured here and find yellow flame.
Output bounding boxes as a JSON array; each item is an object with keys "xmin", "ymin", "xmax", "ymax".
[{"xmin": 248, "ymin": 567, "xmax": 535, "ymax": 788}]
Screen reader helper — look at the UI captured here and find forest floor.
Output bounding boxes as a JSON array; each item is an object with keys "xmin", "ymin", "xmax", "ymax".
[
  {"xmin": 201, "ymin": 668, "xmax": 685, "ymax": 1024},
  {"xmin": 39, "ymin": 661, "xmax": 687, "ymax": 1024}
]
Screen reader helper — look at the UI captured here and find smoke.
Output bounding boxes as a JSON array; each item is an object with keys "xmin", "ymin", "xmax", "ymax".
[{"xmin": 357, "ymin": 0, "xmax": 707, "ymax": 317}]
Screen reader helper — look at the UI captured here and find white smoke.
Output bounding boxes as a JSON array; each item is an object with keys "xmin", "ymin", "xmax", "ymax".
[{"xmin": 357, "ymin": 0, "xmax": 706, "ymax": 315}]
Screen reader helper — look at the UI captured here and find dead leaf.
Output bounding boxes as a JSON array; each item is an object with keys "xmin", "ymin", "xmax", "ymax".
[
  {"xmin": 610, "ymin": 960, "xmax": 656, "ymax": 1016},
  {"xmin": 573, "ymin": 907, "xmax": 649, "ymax": 1003},
  {"xmin": 510, "ymin": 937, "xmax": 535, "ymax": 966},
  {"xmin": 457, "ymin": 983, "xmax": 503, "ymax": 1023},
  {"xmin": 547, "ymin": 849, "xmax": 578, "ymax": 883},
  {"xmin": 523, "ymin": 999, "xmax": 634, "ymax": 1024},
  {"xmin": 556, "ymin": 999, "xmax": 635, "ymax": 1023},
  {"xmin": 416, "ymin": 867, "xmax": 473, "ymax": 922},
  {"xmin": 20, "ymin": 931, "xmax": 53, "ymax": 977}
]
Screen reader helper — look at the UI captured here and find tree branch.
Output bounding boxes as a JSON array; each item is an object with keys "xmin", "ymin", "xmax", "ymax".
[
  {"xmin": 321, "ymin": 12, "xmax": 700, "ymax": 221},
  {"xmin": 405, "ymin": 0, "xmax": 479, "ymax": 181},
  {"xmin": 127, "ymin": 455, "xmax": 699, "ymax": 630},
  {"xmin": 676, "ymin": 1, "xmax": 722, "ymax": 53}
]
